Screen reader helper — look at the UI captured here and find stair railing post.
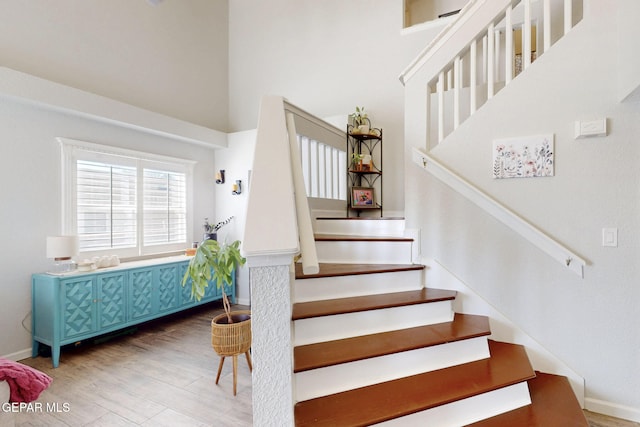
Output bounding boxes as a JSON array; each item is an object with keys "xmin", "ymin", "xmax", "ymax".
[{"xmin": 505, "ymin": 5, "xmax": 514, "ymax": 84}]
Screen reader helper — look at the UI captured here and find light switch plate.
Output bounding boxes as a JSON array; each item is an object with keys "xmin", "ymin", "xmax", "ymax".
[{"xmin": 602, "ymin": 228, "xmax": 618, "ymax": 247}]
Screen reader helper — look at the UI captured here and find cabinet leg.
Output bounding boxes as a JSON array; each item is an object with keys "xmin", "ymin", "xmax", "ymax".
[
  {"xmin": 52, "ymin": 345, "xmax": 60, "ymax": 368},
  {"xmin": 32, "ymin": 340, "xmax": 39, "ymax": 358}
]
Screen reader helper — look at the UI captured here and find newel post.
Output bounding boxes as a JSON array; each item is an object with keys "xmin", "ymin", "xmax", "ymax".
[{"xmin": 243, "ymin": 95, "xmax": 300, "ymax": 426}]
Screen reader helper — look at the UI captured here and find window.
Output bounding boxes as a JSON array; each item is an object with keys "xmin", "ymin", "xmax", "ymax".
[{"xmin": 60, "ymin": 138, "xmax": 194, "ymax": 258}]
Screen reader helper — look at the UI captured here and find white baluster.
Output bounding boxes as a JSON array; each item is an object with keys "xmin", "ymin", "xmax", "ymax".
[
  {"xmin": 494, "ymin": 29, "xmax": 501, "ymax": 82},
  {"xmin": 524, "ymin": 0, "xmax": 532, "ymax": 69},
  {"xmin": 454, "ymin": 55, "xmax": 461, "ymax": 129},
  {"xmin": 426, "ymin": 83, "xmax": 432, "ymax": 149},
  {"xmin": 505, "ymin": 5, "xmax": 513, "ymax": 84},
  {"xmin": 482, "ymin": 35, "xmax": 488, "ymax": 84},
  {"xmin": 312, "ymin": 138, "xmax": 319, "ymax": 197},
  {"xmin": 470, "ymin": 39, "xmax": 477, "ymax": 114},
  {"xmin": 487, "ymin": 22, "xmax": 495, "ymax": 99},
  {"xmin": 437, "ymin": 71, "xmax": 445, "ymax": 143},
  {"xmin": 543, "ymin": 0, "xmax": 551, "ymax": 52},
  {"xmin": 564, "ymin": 0, "xmax": 572, "ymax": 35}
]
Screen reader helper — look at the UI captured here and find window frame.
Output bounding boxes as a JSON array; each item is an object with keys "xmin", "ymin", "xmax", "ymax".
[{"xmin": 59, "ymin": 137, "xmax": 195, "ymax": 260}]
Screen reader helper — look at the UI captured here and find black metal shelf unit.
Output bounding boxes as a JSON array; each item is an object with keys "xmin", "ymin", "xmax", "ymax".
[{"xmin": 346, "ymin": 122, "xmax": 383, "ymax": 217}]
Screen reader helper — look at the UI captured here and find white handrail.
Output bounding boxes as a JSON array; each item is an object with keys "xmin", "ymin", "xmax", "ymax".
[
  {"xmin": 286, "ymin": 112, "xmax": 319, "ymax": 275},
  {"xmin": 412, "ymin": 148, "xmax": 587, "ymax": 277}
]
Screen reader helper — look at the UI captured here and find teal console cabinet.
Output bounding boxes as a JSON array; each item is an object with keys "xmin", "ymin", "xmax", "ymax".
[{"xmin": 32, "ymin": 256, "xmax": 234, "ymax": 367}]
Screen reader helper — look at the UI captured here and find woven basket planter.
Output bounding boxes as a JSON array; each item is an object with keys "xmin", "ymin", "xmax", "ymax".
[{"xmin": 211, "ymin": 310, "xmax": 251, "ymax": 356}]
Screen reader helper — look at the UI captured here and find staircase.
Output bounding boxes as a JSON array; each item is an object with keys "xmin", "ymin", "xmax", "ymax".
[{"xmin": 292, "ymin": 217, "xmax": 587, "ymax": 426}]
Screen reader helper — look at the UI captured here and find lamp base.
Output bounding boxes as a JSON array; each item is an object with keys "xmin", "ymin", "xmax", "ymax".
[{"xmin": 48, "ymin": 259, "xmax": 77, "ymax": 274}]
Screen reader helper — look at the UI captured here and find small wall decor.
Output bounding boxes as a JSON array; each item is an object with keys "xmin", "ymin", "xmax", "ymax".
[
  {"xmin": 492, "ymin": 134, "xmax": 554, "ymax": 179},
  {"xmin": 215, "ymin": 170, "xmax": 225, "ymax": 184},
  {"xmin": 232, "ymin": 180, "xmax": 242, "ymax": 195}
]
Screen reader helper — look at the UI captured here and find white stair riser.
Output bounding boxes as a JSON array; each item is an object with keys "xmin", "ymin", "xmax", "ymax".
[
  {"xmin": 315, "ymin": 240, "xmax": 413, "ymax": 264},
  {"xmin": 378, "ymin": 382, "xmax": 532, "ymax": 427},
  {"xmin": 314, "ymin": 219, "xmax": 405, "ymax": 237},
  {"xmin": 294, "ymin": 301, "xmax": 454, "ymax": 346},
  {"xmin": 294, "ymin": 269, "xmax": 423, "ymax": 303},
  {"xmin": 295, "ymin": 337, "xmax": 489, "ymax": 402}
]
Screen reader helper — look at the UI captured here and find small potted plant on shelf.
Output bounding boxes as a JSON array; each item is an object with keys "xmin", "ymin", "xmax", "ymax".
[
  {"xmin": 182, "ymin": 239, "xmax": 251, "ymax": 395},
  {"xmin": 202, "ymin": 216, "xmax": 234, "ymax": 242},
  {"xmin": 349, "ymin": 106, "xmax": 370, "ymax": 135},
  {"xmin": 351, "ymin": 152, "xmax": 365, "ymax": 171}
]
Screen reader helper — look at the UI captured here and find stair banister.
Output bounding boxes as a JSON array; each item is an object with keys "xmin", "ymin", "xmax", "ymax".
[
  {"xmin": 285, "ymin": 111, "xmax": 319, "ymax": 275},
  {"xmin": 412, "ymin": 148, "xmax": 587, "ymax": 277},
  {"xmin": 399, "ymin": 0, "xmax": 516, "ymax": 86}
]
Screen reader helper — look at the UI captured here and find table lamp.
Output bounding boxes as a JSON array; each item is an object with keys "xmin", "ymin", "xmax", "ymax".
[{"xmin": 46, "ymin": 235, "xmax": 79, "ymax": 273}]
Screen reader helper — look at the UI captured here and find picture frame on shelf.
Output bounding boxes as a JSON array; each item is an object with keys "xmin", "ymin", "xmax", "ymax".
[{"xmin": 351, "ymin": 186, "xmax": 376, "ymax": 208}]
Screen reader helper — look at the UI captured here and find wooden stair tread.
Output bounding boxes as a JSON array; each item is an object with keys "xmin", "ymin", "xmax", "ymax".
[
  {"xmin": 314, "ymin": 234, "xmax": 413, "ymax": 242},
  {"xmin": 294, "ymin": 340, "xmax": 536, "ymax": 427},
  {"xmin": 292, "ymin": 287, "xmax": 456, "ymax": 320},
  {"xmin": 316, "ymin": 217, "xmax": 404, "ymax": 220},
  {"xmin": 465, "ymin": 372, "xmax": 588, "ymax": 426},
  {"xmin": 294, "ymin": 313, "xmax": 490, "ymax": 373},
  {"xmin": 295, "ymin": 262, "xmax": 424, "ymax": 279}
]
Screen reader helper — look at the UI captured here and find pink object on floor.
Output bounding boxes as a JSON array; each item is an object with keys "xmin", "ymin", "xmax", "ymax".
[{"xmin": 0, "ymin": 358, "xmax": 52, "ymax": 403}]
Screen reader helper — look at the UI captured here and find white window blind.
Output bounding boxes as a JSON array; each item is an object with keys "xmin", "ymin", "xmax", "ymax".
[
  {"xmin": 76, "ymin": 160, "xmax": 137, "ymax": 251},
  {"xmin": 60, "ymin": 138, "xmax": 194, "ymax": 258},
  {"xmin": 143, "ymin": 169, "xmax": 187, "ymax": 246}
]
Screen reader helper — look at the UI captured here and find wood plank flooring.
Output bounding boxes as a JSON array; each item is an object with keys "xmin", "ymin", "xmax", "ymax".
[
  {"xmin": 3, "ymin": 303, "xmax": 252, "ymax": 427},
  {"xmin": 2, "ymin": 302, "xmax": 637, "ymax": 427}
]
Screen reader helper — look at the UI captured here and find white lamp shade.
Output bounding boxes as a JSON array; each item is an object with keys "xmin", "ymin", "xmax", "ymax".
[{"xmin": 46, "ymin": 236, "xmax": 79, "ymax": 259}]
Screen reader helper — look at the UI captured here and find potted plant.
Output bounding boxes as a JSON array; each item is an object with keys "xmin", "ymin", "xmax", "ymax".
[
  {"xmin": 202, "ymin": 216, "xmax": 234, "ymax": 242},
  {"xmin": 349, "ymin": 106, "xmax": 370, "ymax": 134},
  {"xmin": 351, "ymin": 152, "xmax": 365, "ymax": 171},
  {"xmin": 182, "ymin": 239, "xmax": 251, "ymax": 395}
]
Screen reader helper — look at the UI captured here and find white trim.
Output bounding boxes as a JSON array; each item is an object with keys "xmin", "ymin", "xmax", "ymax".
[
  {"xmin": 585, "ymin": 398, "xmax": 640, "ymax": 423},
  {"xmin": 59, "ymin": 137, "xmax": 195, "ymax": 258},
  {"xmin": 0, "ymin": 66, "xmax": 226, "ymax": 149},
  {"xmin": 283, "ymin": 100, "xmax": 345, "ymax": 141},
  {"xmin": 412, "ymin": 148, "xmax": 587, "ymax": 277}
]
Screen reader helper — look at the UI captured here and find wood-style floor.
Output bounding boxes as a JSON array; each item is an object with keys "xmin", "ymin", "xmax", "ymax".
[
  {"xmin": 3, "ymin": 302, "xmax": 638, "ymax": 427},
  {"xmin": 4, "ymin": 303, "xmax": 252, "ymax": 426}
]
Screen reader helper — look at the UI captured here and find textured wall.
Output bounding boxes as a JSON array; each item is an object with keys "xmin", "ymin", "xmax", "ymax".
[{"xmin": 249, "ymin": 264, "xmax": 295, "ymax": 426}]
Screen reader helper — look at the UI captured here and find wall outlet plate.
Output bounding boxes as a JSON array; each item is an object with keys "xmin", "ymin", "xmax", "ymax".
[{"xmin": 575, "ymin": 119, "xmax": 607, "ymax": 139}]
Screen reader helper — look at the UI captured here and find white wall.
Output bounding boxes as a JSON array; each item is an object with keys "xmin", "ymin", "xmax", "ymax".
[
  {"xmin": 405, "ymin": 0, "xmax": 640, "ymax": 420},
  {"xmin": 228, "ymin": 0, "xmax": 438, "ymax": 215},
  {"xmin": 0, "ymin": 0, "xmax": 229, "ymax": 360},
  {"xmin": 0, "ymin": 0, "xmax": 228, "ymax": 130},
  {"xmin": 0, "ymin": 95, "xmax": 219, "ymax": 360},
  {"xmin": 214, "ymin": 130, "xmax": 257, "ymax": 305}
]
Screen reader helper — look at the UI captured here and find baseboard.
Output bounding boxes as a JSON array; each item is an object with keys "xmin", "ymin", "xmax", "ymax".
[
  {"xmin": 585, "ymin": 398, "xmax": 640, "ymax": 423},
  {"xmin": 1, "ymin": 348, "xmax": 32, "ymax": 362},
  {"xmin": 236, "ymin": 297, "xmax": 251, "ymax": 306}
]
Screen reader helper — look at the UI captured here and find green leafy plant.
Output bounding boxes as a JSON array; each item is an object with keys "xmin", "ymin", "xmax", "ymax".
[
  {"xmin": 349, "ymin": 106, "xmax": 367, "ymax": 126},
  {"xmin": 182, "ymin": 239, "xmax": 246, "ymax": 323},
  {"xmin": 351, "ymin": 152, "xmax": 364, "ymax": 169}
]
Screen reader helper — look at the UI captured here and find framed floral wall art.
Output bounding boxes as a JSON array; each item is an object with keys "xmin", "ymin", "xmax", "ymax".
[{"xmin": 492, "ymin": 134, "xmax": 554, "ymax": 179}]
